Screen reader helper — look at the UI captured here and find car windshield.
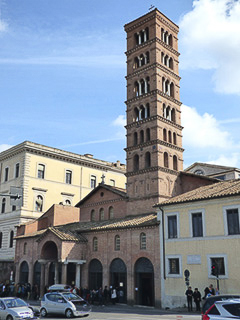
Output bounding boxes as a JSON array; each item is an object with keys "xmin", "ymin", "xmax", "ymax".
[
  {"xmin": 62, "ymin": 293, "xmax": 82, "ymax": 301},
  {"xmin": 5, "ymin": 298, "xmax": 28, "ymax": 308}
]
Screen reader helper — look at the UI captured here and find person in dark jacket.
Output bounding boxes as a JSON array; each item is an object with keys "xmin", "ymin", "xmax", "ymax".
[
  {"xmin": 185, "ymin": 286, "xmax": 193, "ymax": 311},
  {"xmin": 193, "ymin": 288, "xmax": 201, "ymax": 311}
]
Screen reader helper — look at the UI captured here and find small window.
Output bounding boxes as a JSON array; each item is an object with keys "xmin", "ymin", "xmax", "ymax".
[
  {"xmin": 9, "ymin": 230, "xmax": 14, "ymax": 248},
  {"xmin": 23, "ymin": 242, "xmax": 27, "ymax": 254},
  {"xmin": 91, "ymin": 209, "xmax": 95, "ymax": 221},
  {"xmin": 15, "ymin": 163, "xmax": 20, "ymax": 178},
  {"xmin": 99, "ymin": 208, "xmax": 104, "ymax": 221},
  {"xmin": 168, "ymin": 215, "xmax": 177, "ymax": 239},
  {"xmin": 93, "ymin": 237, "xmax": 98, "ymax": 251},
  {"xmin": 12, "ymin": 205, "xmax": 16, "ymax": 211},
  {"xmin": 65, "ymin": 170, "xmax": 72, "ymax": 184},
  {"xmin": 91, "ymin": 175, "xmax": 96, "ymax": 189},
  {"xmin": 109, "ymin": 206, "xmax": 114, "ymax": 220},
  {"xmin": 1, "ymin": 198, "xmax": 6, "ymax": 214},
  {"xmin": 37, "ymin": 164, "xmax": 45, "ymax": 179},
  {"xmin": 169, "ymin": 258, "xmax": 179, "ymax": 274},
  {"xmin": 4, "ymin": 168, "xmax": 9, "ymax": 182},
  {"xmin": 140, "ymin": 232, "xmax": 146, "ymax": 250},
  {"xmin": 35, "ymin": 195, "xmax": 43, "ymax": 212},
  {"xmin": 227, "ymin": 209, "xmax": 240, "ymax": 235},
  {"xmin": 115, "ymin": 235, "xmax": 120, "ymax": 251},
  {"xmin": 211, "ymin": 257, "xmax": 225, "ymax": 276},
  {"xmin": 110, "ymin": 179, "xmax": 115, "ymax": 187}
]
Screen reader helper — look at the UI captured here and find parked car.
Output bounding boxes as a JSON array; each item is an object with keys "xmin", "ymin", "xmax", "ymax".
[
  {"xmin": 202, "ymin": 299, "xmax": 240, "ymax": 319},
  {"xmin": 0, "ymin": 297, "xmax": 37, "ymax": 320},
  {"xmin": 40, "ymin": 292, "xmax": 91, "ymax": 318},
  {"xmin": 202, "ymin": 294, "xmax": 240, "ymax": 314},
  {"xmin": 48, "ymin": 284, "xmax": 71, "ymax": 292}
]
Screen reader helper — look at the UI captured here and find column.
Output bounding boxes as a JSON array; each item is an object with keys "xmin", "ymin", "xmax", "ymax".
[
  {"xmin": 62, "ymin": 263, "xmax": 68, "ymax": 284},
  {"xmin": 40, "ymin": 263, "xmax": 46, "ymax": 298},
  {"xmin": 138, "ymin": 81, "xmax": 142, "ymax": 95},
  {"xmin": 75, "ymin": 264, "xmax": 81, "ymax": 288},
  {"xmin": 144, "ymin": 79, "xmax": 148, "ymax": 94},
  {"xmin": 162, "ymin": 79, "xmax": 166, "ymax": 93},
  {"xmin": 143, "ymin": 29, "xmax": 147, "ymax": 42},
  {"xmin": 15, "ymin": 263, "xmax": 20, "ymax": 284},
  {"xmin": 137, "ymin": 33, "xmax": 141, "ymax": 45},
  {"xmin": 54, "ymin": 262, "xmax": 59, "ymax": 284}
]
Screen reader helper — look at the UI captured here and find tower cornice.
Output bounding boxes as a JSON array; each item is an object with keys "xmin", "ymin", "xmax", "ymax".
[
  {"xmin": 125, "ymin": 115, "xmax": 183, "ymax": 131},
  {"xmin": 125, "ymin": 165, "xmax": 178, "ymax": 177},
  {"xmin": 124, "ymin": 139, "xmax": 184, "ymax": 153}
]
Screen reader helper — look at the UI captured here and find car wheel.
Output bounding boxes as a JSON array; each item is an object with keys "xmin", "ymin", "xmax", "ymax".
[
  {"xmin": 6, "ymin": 316, "xmax": 13, "ymax": 320},
  {"xmin": 65, "ymin": 308, "xmax": 74, "ymax": 318},
  {"xmin": 40, "ymin": 308, "xmax": 48, "ymax": 317}
]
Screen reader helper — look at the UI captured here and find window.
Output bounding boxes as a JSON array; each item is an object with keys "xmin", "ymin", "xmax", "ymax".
[
  {"xmin": 192, "ymin": 212, "xmax": 203, "ymax": 237},
  {"xmin": 23, "ymin": 242, "xmax": 27, "ymax": 254},
  {"xmin": 109, "ymin": 206, "xmax": 114, "ymax": 219},
  {"xmin": 115, "ymin": 235, "xmax": 120, "ymax": 251},
  {"xmin": 211, "ymin": 257, "xmax": 225, "ymax": 276},
  {"xmin": 168, "ymin": 215, "xmax": 177, "ymax": 239},
  {"xmin": 173, "ymin": 155, "xmax": 178, "ymax": 171},
  {"xmin": 37, "ymin": 164, "xmax": 45, "ymax": 179},
  {"xmin": 15, "ymin": 163, "xmax": 20, "ymax": 178},
  {"xmin": 12, "ymin": 205, "xmax": 16, "ymax": 211},
  {"xmin": 145, "ymin": 152, "xmax": 151, "ymax": 168},
  {"xmin": 9, "ymin": 230, "xmax": 14, "ymax": 248},
  {"xmin": 164, "ymin": 152, "xmax": 169, "ymax": 168},
  {"xmin": 133, "ymin": 154, "xmax": 139, "ymax": 171},
  {"xmin": 91, "ymin": 209, "xmax": 96, "ymax": 221},
  {"xmin": 4, "ymin": 167, "xmax": 9, "ymax": 182},
  {"xmin": 99, "ymin": 208, "xmax": 104, "ymax": 221},
  {"xmin": 140, "ymin": 232, "xmax": 146, "ymax": 250},
  {"xmin": 0, "ymin": 232, "xmax": 2, "ymax": 248},
  {"xmin": 65, "ymin": 170, "xmax": 72, "ymax": 184},
  {"xmin": 1, "ymin": 198, "xmax": 6, "ymax": 214},
  {"xmin": 35, "ymin": 195, "xmax": 43, "ymax": 212},
  {"xmin": 65, "ymin": 199, "xmax": 71, "ymax": 205},
  {"xmin": 227, "ymin": 209, "xmax": 240, "ymax": 235},
  {"xmin": 91, "ymin": 175, "xmax": 96, "ymax": 189},
  {"xmin": 110, "ymin": 179, "xmax": 115, "ymax": 187},
  {"xmin": 208, "ymin": 255, "xmax": 228, "ymax": 278},
  {"xmin": 169, "ymin": 258, "xmax": 179, "ymax": 274},
  {"xmin": 93, "ymin": 237, "xmax": 98, "ymax": 251}
]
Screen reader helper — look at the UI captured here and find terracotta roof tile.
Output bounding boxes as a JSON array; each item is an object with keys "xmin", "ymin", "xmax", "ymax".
[{"xmin": 156, "ymin": 179, "xmax": 240, "ymax": 206}]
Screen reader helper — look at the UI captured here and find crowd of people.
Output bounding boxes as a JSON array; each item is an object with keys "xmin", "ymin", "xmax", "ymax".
[
  {"xmin": 0, "ymin": 282, "xmax": 40, "ymax": 300},
  {"xmin": 185, "ymin": 284, "xmax": 217, "ymax": 312}
]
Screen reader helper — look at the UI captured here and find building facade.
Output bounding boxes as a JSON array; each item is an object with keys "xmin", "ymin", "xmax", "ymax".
[
  {"xmin": 0, "ymin": 141, "xmax": 126, "ymax": 280},
  {"xmin": 155, "ymin": 179, "xmax": 240, "ymax": 308}
]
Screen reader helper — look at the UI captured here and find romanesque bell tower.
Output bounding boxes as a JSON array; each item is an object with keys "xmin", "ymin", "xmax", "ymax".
[{"xmin": 124, "ymin": 9, "xmax": 184, "ymax": 214}]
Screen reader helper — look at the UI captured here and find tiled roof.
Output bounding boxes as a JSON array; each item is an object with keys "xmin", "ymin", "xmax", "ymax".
[
  {"xmin": 14, "ymin": 229, "xmax": 46, "ymax": 240},
  {"xmin": 46, "ymin": 227, "xmax": 87, "ymax": 242},
  {"xmin": 155, "ymin": 179, "xmax": 240, "ymax": 207}
]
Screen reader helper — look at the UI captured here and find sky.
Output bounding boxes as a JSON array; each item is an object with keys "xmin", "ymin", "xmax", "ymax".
[{"xmin": 1, "ymin": 0, "xmax": 240, "ymax": 169}]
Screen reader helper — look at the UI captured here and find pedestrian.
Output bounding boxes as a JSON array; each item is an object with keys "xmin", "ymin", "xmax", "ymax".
[
  {"xmin": 204, "ymin": 284, "xmax": 215, "ymax": 298},
  {"xmin": 185, "ymin": 286, "xmax": 193, "ymax": 311},
  {"xmin": 103, "ymin": 286, "xmax": 109, "ymax": 305},
  {"xmin": 111, "ymin": 287, "xmax": 117, "ymax": 304},
  {"xmin": 193, "ymin": 288, "xmax": 201, "ymax": 311}
]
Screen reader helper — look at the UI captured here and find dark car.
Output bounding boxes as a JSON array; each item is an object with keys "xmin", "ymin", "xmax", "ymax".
[{"xmin": 202, "ymin": 295, "xmax": 240, "ymax": 314}]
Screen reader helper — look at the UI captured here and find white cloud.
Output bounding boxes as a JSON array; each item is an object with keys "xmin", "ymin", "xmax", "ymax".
[
  {"xmin": 179, "ymin": 0, "xmax": 240, "ymax": 94},
  {"xmin": 112, "ymin": 115, "xmax": 126, "ymax": 127},
  {"xmin": 0, "ymin": 144, "xmax": 12, "ymax": 152},
  {"xmin": 206, "ymin": 153, "xmax": 240, "ymax": 167},
  {"xmin": 182, "ymin": 104, "xmax": 232, "ymax": 148}
]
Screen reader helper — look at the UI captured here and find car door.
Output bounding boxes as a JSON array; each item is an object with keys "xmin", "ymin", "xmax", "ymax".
[
  {"xmin": 54, "ymin": 294, "xmax": 68, "ymax": 315},
  {"xmin": 0, "ymin": 300, "xmax": 8, "ymax": 320}
]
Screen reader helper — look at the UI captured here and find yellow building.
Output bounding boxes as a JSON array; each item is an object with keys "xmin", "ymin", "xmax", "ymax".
[
  {"xmin": 0, "ymin": 141, "xmax": 126, "ymax": 266},
  {"xmin": 155, "ymin": 179, "xmax": 240, "ymax": 308}
]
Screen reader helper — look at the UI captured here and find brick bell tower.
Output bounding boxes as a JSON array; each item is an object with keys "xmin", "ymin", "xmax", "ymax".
[{"xmin": 124, "ymin": 9, "xmax": 184, "ymax": 215}]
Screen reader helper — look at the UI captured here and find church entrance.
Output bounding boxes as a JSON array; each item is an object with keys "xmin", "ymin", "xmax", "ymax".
[
  {"xmin": 67, "ymin": 263, "xmax": 76, "ymax": 286},
  {"xmin": 110, "ymin": 258, "xmax": 127, "ymax": 303},
  {"xmin": 89, "ymin": 259, "xmax": 102, "ymax": 290},
  {"xmin": 134, "ymin": 257, "xmax": 154, "ymax": 306},
  {"xmin": 19, "ymin": 261, "xmax": 29, "ymax": 284}
]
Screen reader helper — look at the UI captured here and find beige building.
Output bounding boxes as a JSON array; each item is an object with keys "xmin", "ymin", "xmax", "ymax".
[
  {"xmin": 155, "ymin": 179, "xmax": 240, "ymax": 308},
  {"xmin": 0, "ymin": 141, "xmax": 126, "ymax": 277}
]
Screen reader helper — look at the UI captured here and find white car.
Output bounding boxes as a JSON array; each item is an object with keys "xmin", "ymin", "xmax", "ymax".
[
  {"xmin": 202, "ymin": 299, "xmax": 240, "ymax": 320},
  {"xmin": 0, "ymin": 297, "xmax": 36, "ymax": 320},
  {"xmin": 40, "ymin": 292, "xmax": 91, "ymax": 318}
]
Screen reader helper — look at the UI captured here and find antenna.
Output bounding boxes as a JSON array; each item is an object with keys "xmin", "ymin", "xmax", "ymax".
[{"xmin": 149, "ymin": 5, "xmax": 155, "ymax": 11}]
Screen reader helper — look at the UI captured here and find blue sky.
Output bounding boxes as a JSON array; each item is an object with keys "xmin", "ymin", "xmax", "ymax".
[{"xmin": 1, "ymin": 0, "xmax": 240, "ymax": 169}]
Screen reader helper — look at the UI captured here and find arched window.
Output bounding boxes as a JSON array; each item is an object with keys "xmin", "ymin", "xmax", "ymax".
[
  {"xmin": 166, "ymin": 106, "xmax": 171, "ymax": 120},
  {"xmin": 146, "ymin": 77, "xmax": 150, "ymax": 93},
  {"xmin": 133, "ymin": 132, "xmax": 138, "ymax": 146},
  {"xmin": 168, "ymin": 131, "xmax": 172, "ymax": 143},
  {"xmin": 169, "ymin": 57, "xmax": 173, "ymax": 70},
  {"xmin": 169, "ymin": 34, "xmax": 173, "ymax": 46},
  {"xmin": 133, "ymin": 107, "xmax": 139, "ymax": 122},
  {"xmin": 35, "ymin": 195, "xmax": 43, "ymax": 212},
  {"xmin": 139, "ymin": 105, "xmax": 145, "ymax": 119},
  {"xmin": 164, "ymin": 152, "xmax": 169, "ymax": 168},
  {"xmin": 134, "ymin": 81, "xmax": 139, "ymax": 97},
  {"xmin": 134, "ymin": 57, "xmax": 139, "ymax": 69},
  {"xmin": 115, "ymin": 235, "xmax": 120, "ymax": 251},
  {"xmin": 65, "ymin": 199, "xmax": 71, "ymax": 205},
  {"xmin": 170, "ymin": 82, "xmax": 174, "ymax": 97},
  {"xmin": 0, "ymin": 232, "xmax": 2, "ymax": 248},
  {"xmin": 133, "ymin": 154, "xmax": 139, "ymax": 172},
  {"xmin": 163, "ymin": 129, "xmax": 167, "ymax": 142},
  {"xmin": 173, "ymin": 132, "xmax": 177, "ymax": 145},
  {"xmin": 146, "ymin": 104, "xmax": 150, "ymax": 117},
  {"xmin": 145, "ymin": 152, "xmax": 151, "ymax": 168},
  {"xmin": 146, "ymin": 128, "xmax": 150, "ymax": 141},
  {"xmin": 109, "ymin": 206, "xmax": 114, "ymax": 219},
  {"xmin": 9, "ymin": 230, "xmax": 14, "ymax": 248},
  {"xmin": 161, "ymin": 52, "xmax": 164, "ymax": 63},
  {"xmin": 139, "ymin": 54, "xmax": 144, "ymax": 67},
  {"xmin": 140, "ymin": 232, "xmax": 146, "ymax": 250},
  {"xmin": 93, "ymin": 237, "xmax": 98, "ymax": 251},
  {"xmin": 173, "ymin": 155, "xmax": 178, "ymax": 171},
  {"xmin": 140, "ymin": 79, "xmax": 145, "ymax": 94},
  {"xmin": 171, "ymin": 108, "xmax": 176, "ymax": 122},
  {"xmin": 146, "ymin": 51, "xmax": 150, "ymax": 64},
  {"xmin": 91, "ymin": 209, "xmax": 95, "ymax": 221},
  {"xmin": 24, "ymin": 242, "xmax": 27, "ymax": 255},
  {"xmin": 99, "ymin": 208, "xmax": 104, "ymax": 221},
  {"xmin": 1, "ymin": 198, "xmax": 6, "ymax": 214},
  {"xmin": 140, "ymin": 130, "xmax": 144, "ymax": 144}
]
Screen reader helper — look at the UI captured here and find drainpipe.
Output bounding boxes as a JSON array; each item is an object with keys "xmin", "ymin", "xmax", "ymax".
[{"xmin": 157, "ymin": 205, "xmax": 166, "ymax": 307}]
